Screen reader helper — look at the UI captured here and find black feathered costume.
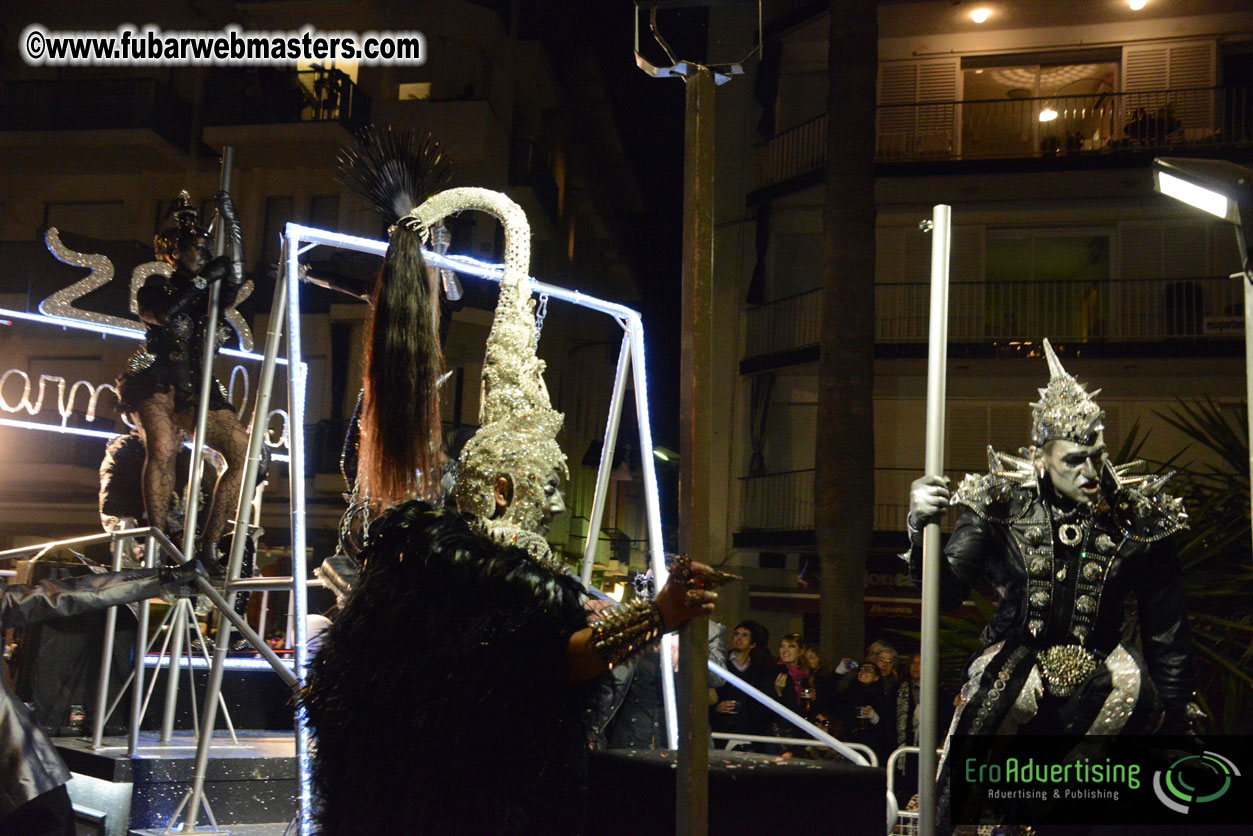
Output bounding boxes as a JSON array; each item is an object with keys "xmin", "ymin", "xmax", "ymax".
[{"xmin": 302, "ymin": 502, "xmax": 597, "ymax": 836}]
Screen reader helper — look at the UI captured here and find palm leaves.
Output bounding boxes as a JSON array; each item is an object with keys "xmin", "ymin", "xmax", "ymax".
[{"xmin": 1136, "ymin": 398, "xmax": 1253, "ymax": 731}]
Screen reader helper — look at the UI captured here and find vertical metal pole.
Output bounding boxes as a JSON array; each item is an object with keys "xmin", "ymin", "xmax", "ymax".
[
  {"xmin": 182, "ymin": 233, "xmax": 292, "ymax": 831},
  {"xmin": 163, "ymin": 147, "xmax": 234, "ymax": 742},
  {"xmin": 919, "ymin": 204, "xmax": 952, "ymax": 836},
  {"xmin": 630, "ymin": 313, "xmax": 678, "ymax": 747},
  {"xmin": 285, "ymin": 228, "xmax": 315, "ymax": 836},
  {"xmin": 130, "ymin": 535, "xmax": 157, "ymax": 756},
  {"xmin": 676, "ymin": 64, "xmax": 716, "ymax": 836},
  {"xmin": 581, "ymin": 332, "xmax": 633, "ymax": 586},
  {"xmin": 1236, "ymin": 224, "xmax": 1253, "ymax": 564},
  {"xmin": 91, "ymin": 537, "xmax": 126, "ymax": 747}
]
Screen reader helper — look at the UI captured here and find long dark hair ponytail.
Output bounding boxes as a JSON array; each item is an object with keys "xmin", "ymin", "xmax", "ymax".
[{"xmin": 359, "ymin": 224, "xmax": 443, "ymax": 509}]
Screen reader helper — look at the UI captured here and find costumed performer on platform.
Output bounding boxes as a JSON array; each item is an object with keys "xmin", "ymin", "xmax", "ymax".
[
  {"xmin": 116, "ymin": 191, "xmax": 250, "ymax": 572},
  {"xmin": 303, "ymin": 187, "xmax": 732, "ymax": 836},
  {"xmin": 0, "ymin": 564, "xmax": 200, "ymax": 836},
  {"xmin": 906, "ymin": 339, "xmax": 1199, "ymax": 834}
]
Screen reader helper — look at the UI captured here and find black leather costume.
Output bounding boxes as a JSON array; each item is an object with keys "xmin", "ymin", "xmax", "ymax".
[
  {"xmin": 0, "ymin": 568, "xmax": 191, "ymax": 825},
  {"xmin": 906, "ymin": 460, "xmax": 1194, "ymax": 832},
  {"xmin": 906, "ymin": 465, "xmax": 1193, "ymax": 735},
  {"xmin": 117, "ymin": 193, "xmax": 243, "ymax": 414}
]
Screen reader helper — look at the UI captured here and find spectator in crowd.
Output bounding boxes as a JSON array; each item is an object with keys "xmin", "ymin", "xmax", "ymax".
[
  {"xmin": 868, "ymin": 640, "xmax": 901, "ymax": 697},
  {"xmin": 839, "ymin": 654, "xmax": 894, "ymax": 765},
  {"xmin": 711, "ymin": 620, "xmax": 773, "ymax": 747}
]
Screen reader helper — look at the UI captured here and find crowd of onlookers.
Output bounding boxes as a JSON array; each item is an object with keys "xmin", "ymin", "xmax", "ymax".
[{"xmin": 712, "ymin": 620, "xmax": 949, "ymax": 790}]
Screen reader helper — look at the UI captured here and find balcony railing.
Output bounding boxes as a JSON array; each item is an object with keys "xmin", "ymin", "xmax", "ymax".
[
  {"xmin": 739, "ymin": 469, "xmax": 814, "ymax": 531},
  {"xmin": 0, "ymin": 77, "xmax": 192, "ymax": 149},
  {"xmin": 509, "ymin": 139, "xmax": 560, "ymax": 221},
  {"xmin": 202, "ymin": 68, "xmax": 370, "ymax": 131},
  {"xmin": 744, "ymin": 288, "xmax": 822, "ymax": 357},
  {"xmin": 876, "ymin": 276, "xmax": 1240, "ymax": 344},
  {"xmin": 743, "ymin": 278, "xmax": 1240, "ymax": 360},
  {"xmin": 738, "ymin": 467, "xmax": 952, "ymax": 534},
  {"xmin": 755, "ymin": 85, "xmax": 1250, "ymax": 190}
]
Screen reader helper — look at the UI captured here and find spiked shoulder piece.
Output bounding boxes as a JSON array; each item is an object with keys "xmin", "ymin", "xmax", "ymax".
[
  {"xmin": 951, "ymin": 446, "xmax": 1039, "ymax": 524},
  {"xmin": 1100, "ymin": 459, "xmax": 1189, "ymax": 542}
]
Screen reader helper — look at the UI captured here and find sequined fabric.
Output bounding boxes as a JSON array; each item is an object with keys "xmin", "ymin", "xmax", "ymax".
[{"xmin": 404, "ymin": 188, "xmax": 568, "ymax": 537}]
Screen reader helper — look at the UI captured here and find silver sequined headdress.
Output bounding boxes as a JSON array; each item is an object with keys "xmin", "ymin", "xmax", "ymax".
[
  {"xmin": 1030, "ymin": 339, "xmax": 1104, "ymax": 447},
  {"xmin": 401, "ymin": 188, "xmax": 567, "ymax": 560}
]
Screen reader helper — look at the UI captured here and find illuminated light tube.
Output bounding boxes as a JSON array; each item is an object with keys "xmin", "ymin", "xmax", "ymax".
[
  {"xmin": 145, "ymin": 654, "xmax": 294, "ymax": 671},
  {"xmin": 0, "ymin": 416, "xmax": 118, "ymax": 440},
  {"xmin": 0, "ymin": 306, "xmax": 284, "ymax": 366},
  {"xmin": 0, "ymin": 416, "xmax": 290, "ymax": 462},
  {"xmin": 1155, "ymin": 171, "xmax": 1232, "ymax": 219}
]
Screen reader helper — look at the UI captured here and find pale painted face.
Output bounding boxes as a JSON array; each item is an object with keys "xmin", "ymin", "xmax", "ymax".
[
  {"xmin": 1036, "ymin": 431, "xmax": 1107, "ymax": 507},
  {"xmin": 536, "ymin": 470, "xmax": 566, "ymax": 537},
  {"xmin": 779, "ymin": 638, "xmax": 800, "ymax": 664}
]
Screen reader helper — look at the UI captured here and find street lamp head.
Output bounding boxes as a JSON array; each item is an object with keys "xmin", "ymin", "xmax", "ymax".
[{"xmin": 1152, "ymin": 157, "xmax": 1253, "ymax": 226}]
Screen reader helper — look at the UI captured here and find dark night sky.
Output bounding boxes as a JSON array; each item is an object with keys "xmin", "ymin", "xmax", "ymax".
[{"xmin": 572, "ymin": 6, "xmax": 701, "ymax": 452}]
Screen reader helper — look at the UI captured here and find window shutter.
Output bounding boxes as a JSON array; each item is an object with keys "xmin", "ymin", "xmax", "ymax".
[{"xmin": 877, "ymin": 59, "xmax": 957, "ymax": 157}]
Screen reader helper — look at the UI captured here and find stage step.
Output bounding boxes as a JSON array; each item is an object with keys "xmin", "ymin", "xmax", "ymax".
[
  {"xmin": 130, "ymin": 823, "xmax": 294, "ymax": 836},
  {"xmin": 59, "ymin": 730, "xmax": 297, "ymax": 836}
]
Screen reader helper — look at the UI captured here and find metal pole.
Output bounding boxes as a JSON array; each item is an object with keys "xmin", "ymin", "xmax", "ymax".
[
  {"xmin": 629, "ymin": 312, "xmax": 678, "ymax": 747},
  {"xmin": 162, "ymin": 147, "xmax": 235, "ymax": 742},
  {"xmin": 130, "ymin": 535, "xmax": 157, "ymax": 755},
  {"xmin": 581, "ymin": 332, "xmax": 633, "ymax": 586},
  {"xmin": 1236, "ymin": 224, "xmax": 1253, "ymax": 564},
  {"xmin": 91, "ymin": 537, "xmax": 127, "ymax": 747},
  {"xmin": 676, "ymin": 63, "xmax": 717, "ymax": 836},
  {"xmin": 919, "ymin": 204, "xmax": 952, "ymax": 836},
  {"xmin": 284, "ymin": 227, "xmax": 315, "ymax": 836},
  {"xmin": 182, "ymin": 227, "xmax": 294, "ymax": 832}
]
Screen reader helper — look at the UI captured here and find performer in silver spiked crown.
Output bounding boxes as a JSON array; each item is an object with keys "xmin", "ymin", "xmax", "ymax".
[
  {"xmin": 303, "ymin": 187, "xmax": 732, "ymax": 836},
  {"xmin": 907, "ymin": 339, "xmax": 1199, "ymax": 834}
]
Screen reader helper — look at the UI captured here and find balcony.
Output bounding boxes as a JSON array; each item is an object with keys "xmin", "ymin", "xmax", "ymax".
[
  {"xmin": 743, "ymin": 277, "xmax": 1241, "ymax": 368},
  {"xmin": 202, "ymin": 68, "xmax": 370, "ymax": 167},
  {"xmin": 753, "ymin": 85, "xmax": 1251, "ymax": 193},
  {"xmin": 876, "ymin": 276, "xmax": 1241, "ymax": 344},
  {"xmin": 509, "ymin": 139, "xmax": 560, "ymax": 224},
  {"xmin": 736, "ymin": 467, "xmax": 943, "ymax": 539},
  {"xmin": 0, "ymin": 77, "xmax": 192, "ymax": 172}
]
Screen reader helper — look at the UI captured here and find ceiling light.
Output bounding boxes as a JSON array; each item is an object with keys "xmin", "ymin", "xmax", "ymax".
[
  {"xmin": 970, "ymin": 8, "xmax": 991, "ymax": 23},
  {"xmin": 1039, "ymin": 107, "xmax": 1058, "ymax": 122},
  {"xmin": 1128, "ymin": 0, "xmax": 1148, "ymax": 10}
]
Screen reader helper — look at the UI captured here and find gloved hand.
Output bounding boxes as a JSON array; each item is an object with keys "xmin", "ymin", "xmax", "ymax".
[
  {"xmin": 159, "ymin": 560, "xmax": 204, "ymax": 597},
  {"xmin": 908, "ymin": 474, "xmax": 950, "ymax": 530},
  {"xmin": 213, "ymin": 190, "xmax": 244, "ymax": 286}
]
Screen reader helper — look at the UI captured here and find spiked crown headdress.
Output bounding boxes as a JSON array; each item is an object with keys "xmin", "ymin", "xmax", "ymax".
[
  {"xmin": 1031, "ymin": 339, "xmax": 1104, "ymax": 447},
  {"xmin": 403, "ymin": 189, "xmax": 567, "ymax": 542}
]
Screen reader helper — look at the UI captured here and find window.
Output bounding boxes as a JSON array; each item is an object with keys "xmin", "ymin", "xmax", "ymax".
[
  {"xmin": 985, "ymin": 229, "xmax": 1112, "ymax": 339},
  {"xmin": 962, "ymin": 54, "xmax": 1118, "ymax": 157}
]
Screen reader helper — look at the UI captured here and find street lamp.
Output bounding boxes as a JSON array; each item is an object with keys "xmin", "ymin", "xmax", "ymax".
[{"xmin": 1152, "ymin": 156, "xmax": 1253, "ymax": 556}]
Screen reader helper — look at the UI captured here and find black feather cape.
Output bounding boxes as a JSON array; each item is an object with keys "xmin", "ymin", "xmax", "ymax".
[{"xmin": 303, "ymin": 502, "xmax": 594, "ymax": 836}]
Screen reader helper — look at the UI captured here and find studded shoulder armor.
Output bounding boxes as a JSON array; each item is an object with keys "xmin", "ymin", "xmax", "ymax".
[
  {"xmin": 950, "ymin": 446, "xmax": 1038, "ymax": 524},
  {"xmin": 1102, "ymin": 461, "xmax": 1188, "ymax": 543}
]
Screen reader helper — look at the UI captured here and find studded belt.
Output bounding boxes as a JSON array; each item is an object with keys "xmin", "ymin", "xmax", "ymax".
[{"xmin": 1037, "ymin": 644, "xmax": 1101, "ymax": 698}]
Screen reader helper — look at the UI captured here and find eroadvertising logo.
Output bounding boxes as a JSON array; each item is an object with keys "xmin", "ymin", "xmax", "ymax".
[
  {"xmin": 1151, "ymin": 750, "xmax": 1240, "ymax": 814},
  {"xmin": 951, "ymin": 735, "xmax": 1246, "ymax": 827}
]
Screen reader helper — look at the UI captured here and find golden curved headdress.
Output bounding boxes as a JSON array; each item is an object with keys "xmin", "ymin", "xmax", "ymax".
[
  {"xmin": 1031, "ymin": 338, "xmax": 1104, "ymax": 446},
  {"xmin": 402, "ymin": 189, "xmax": 567, "ymax": 551}
]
